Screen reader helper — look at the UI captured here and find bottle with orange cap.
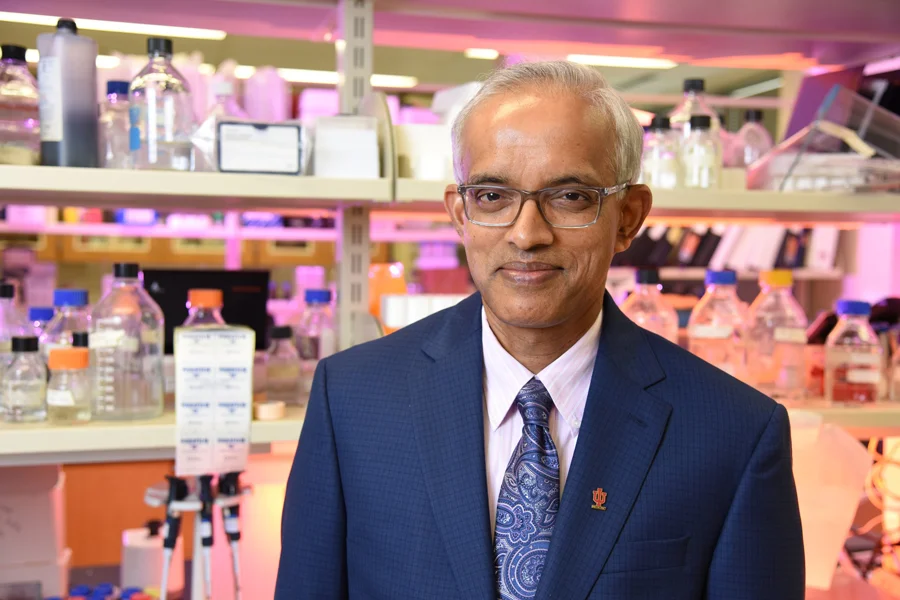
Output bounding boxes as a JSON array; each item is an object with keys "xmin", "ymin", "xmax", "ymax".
[
  {"xmin": 744, "ymin": 270, "xmax": 809, "ymax": 400},
  {"xmin": 46, "ymin": 346, "xmax": 91, "ymax": 424},
  {"xmin": 183, "ymin": 289, "xmax": 226, "ymax": 328}
]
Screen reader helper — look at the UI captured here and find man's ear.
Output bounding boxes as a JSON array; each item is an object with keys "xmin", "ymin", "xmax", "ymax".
[
  {"xmin": 614, "ymin": 184, "xmax": 652, "ymax": 253},
  {"xmin": 444, "ymin": 184, "xmax": 465, "ymax": 237}
]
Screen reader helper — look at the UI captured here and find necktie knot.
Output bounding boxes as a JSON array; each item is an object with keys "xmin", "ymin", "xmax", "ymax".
[{"xmin": 516, "ymin": 378, "xmax": 553, "ymax": 428}]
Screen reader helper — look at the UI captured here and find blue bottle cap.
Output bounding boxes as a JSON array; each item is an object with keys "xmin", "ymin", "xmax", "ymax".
[
  {"xmin": 45, "ymin": 597, "xmax": 64, "ymax": 600},
  {"xmin": 305, "ymin": 289, "xmax": 332, "ymax": 304},
  {"xmin": 705, "ymin": 270, "xmax": 737, "ymax": 286},
  {"xmin": 107, "ymin": 80, "xmax": 129, "ymax": 97},
  {"xmin": 28, "ymin": 306, "xmax": 54, "ymax": 322},
  {"xmin": 95, "ymin": 583, "xmax": 115, "ymax": 593},
  {"xmin": 835, "ymin": 299, "xmax": 871, "ymax": 317},
  {"xmin": 53, "ymin": 288, "xmax": 89, "ymax": 307},
  {"xmin": 70, "ymin": 585, "xmax": 92, "ymax": 595},
  {"xmin": 121, "ymin": 587, "xmax": 143, "ymax": 599}
]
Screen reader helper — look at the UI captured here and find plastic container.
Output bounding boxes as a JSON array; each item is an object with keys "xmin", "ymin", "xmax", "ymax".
[
  {"xmin": 46, "ymin": 347, "xmax": 91, "ymax": 424},
  {"xmin": 29, "ymin": 306, "xmax": 55, "ymax": 337},
  {"xmin": 36, "ymin": 18, "xmax": 99, "ymax": 167},
  {"xmin": 825, "ymin": 300, "xmax": 882, "ymax": 404},
  {"xmin": 1, "ymin": 336, "xmax": 47, "ymax": 422},
  {"xmin": 266, "ymin": 325, "xmax": 302, "ymax": 404},
  {"xmin": 687, "ymin": 270, "xmax": 745, "ymax": 378},
  {"xmin": 296, "ymin": 289, "xmax": 336, "ymax": 395},
  {"xmin": 0, "ymin": 281, "xmax": 31, "ymax": 363},
  {"xmin": 744, "ymin": 270, "xmax": 809, "ymax": 400},
  {"xmin": 99, "ymin": 80, "xmax": 132, "ymax": 169},
  {"xmin": 0, "ymin": 44, "xmax": 40, "ymax": 165},
  {"xmin": 40, "ymin": 289, "xmax": 91, "ymax": 362},
  {"xmin": 641, "ymin": 115, "xmax": 679, "ymax": 189},
  {"xmin": 668, "ymin": 78, "xmax": 720, "ymax": 140},
  {"xmin": 732, "ymin": 109, "xmax": 773, "ymax": 168},
  {"xmin": 619, "ymin": 269, "xmax": 679, "ymax": 343},
  {"xmin": 192, "ymin": 80, "xmax": 248, "ymax": 172},
  {"xmin": 130, "ymin": 38, "xmax": 193, "ymax": 171},
  {"xmin": 90, "ymin": 263, "xmax": 165, "ymax": 420},
  {"xmin": 681, "ymin": 115, "xmax": 721, "ymax": 189},
  {"xmin": 183, "ymin": 289, "xmax": 225, "ymax": 327}
]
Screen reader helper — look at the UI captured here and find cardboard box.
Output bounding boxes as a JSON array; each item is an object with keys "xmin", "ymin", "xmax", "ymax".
[
  {"xmin": 0, "ymin": 548, "xmax": 71, "ymax": 597},
  {"xmin": 0, "ymin": 466, "xmax": 65, "ymax": 565}
]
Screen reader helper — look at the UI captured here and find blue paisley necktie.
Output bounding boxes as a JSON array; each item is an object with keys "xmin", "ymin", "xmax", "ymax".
[{"xmin": 494, "ymin": 377, "xmax": 560, "ymax": 600}]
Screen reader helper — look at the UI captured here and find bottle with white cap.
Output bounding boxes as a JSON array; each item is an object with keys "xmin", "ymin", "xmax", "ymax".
[{"xmin": 192, "ymin": 79, "xmax": 249, "ymax": 171}]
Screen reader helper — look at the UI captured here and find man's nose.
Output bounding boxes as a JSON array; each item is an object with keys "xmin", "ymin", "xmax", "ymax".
[{"xmin": 506, "ymin": 198, "xmax": 554, "ymax": 250}]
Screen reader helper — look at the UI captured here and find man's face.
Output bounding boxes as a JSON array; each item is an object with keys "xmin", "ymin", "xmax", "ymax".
[{"xmin": 445, "ymin": 89, "xmax": 650, "ymax": 330}]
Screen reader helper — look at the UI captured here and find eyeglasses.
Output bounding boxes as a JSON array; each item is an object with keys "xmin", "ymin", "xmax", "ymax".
[{"xmin": 457, "ymin": 183, "xmax": 629, "ymax": 228}]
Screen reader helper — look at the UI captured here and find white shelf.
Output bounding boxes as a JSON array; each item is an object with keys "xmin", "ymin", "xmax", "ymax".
[
  {"xmin": 608, "ymin": 266, "xmax": 844, "ymax": 281},
  {"xmin": 0, "ymin": 406, "xmax": 305, "ymax": 467},
  {"xmin": 395, "ymin": 178, "xmax": 900, "ymax": 223},
  {"xmin": 0, "ymin": 166, "xmax": 392, "ymax": 212},
  {"xmin": 787, "ymin": 402, "xmax": 900, "ymax": 439}
]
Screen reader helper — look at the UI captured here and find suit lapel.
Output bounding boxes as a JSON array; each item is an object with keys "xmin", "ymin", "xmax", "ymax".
[
  {"xmin": 537, "ymin": 295, "xmax": 672, "ymax": 600},
  {"xmin": 409, "ymin": 294, "xmax": 495, "ymax": 600}
]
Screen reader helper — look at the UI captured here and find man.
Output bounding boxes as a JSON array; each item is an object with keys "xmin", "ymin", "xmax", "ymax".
[{"xmin": 276, "ymin": 61, "xmax": 804, "ymax": 599}]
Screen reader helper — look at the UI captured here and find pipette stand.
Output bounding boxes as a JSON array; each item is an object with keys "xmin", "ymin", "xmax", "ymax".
[{"xmin": 146, "ymin": 481, "xmax": 252, "ymax": 600}]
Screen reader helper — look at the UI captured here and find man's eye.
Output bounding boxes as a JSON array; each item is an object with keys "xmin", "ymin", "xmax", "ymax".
[
  {"xmin": 479, "ymin": 192, "xmax": 501, "ymax": 202},
  {"xmin": 562, "ymin": 191, "xmax": 589, "ymax": 202}
]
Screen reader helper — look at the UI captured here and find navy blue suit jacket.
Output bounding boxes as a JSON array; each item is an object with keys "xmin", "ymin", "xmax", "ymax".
[{"xmin": 276, "ymin": 292, "xmax": 804, "ymax": 599}]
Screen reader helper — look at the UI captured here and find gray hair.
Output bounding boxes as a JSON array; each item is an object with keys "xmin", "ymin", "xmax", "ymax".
[{"xmin": 451, "ymin": 60, "xmax": 643, "ymax": 186}]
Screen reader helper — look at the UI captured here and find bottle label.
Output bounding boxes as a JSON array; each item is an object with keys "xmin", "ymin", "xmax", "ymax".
[
  {"xmin": 689, "ymin": 325, "xmax": 733, "ymax": 339},
  {"xmin": 842, "ymin": 353, "xmax": 882, "ymax": 367},
  {"xmin": 38, "ymin": 56, "xmax": 63, "ymax": 142},
  {"xmin": 224, "ymin": 516, "xmax": 240, "ymax": 534},
  {"xmin": 47, "ymin": 388, "xmax": 75, "ymax": 407},
  {"xmin": 847, "ymin": 369, "xmax": 880, "ymax": 384},
  {"xmin": 774, "ymin": 328, "xmax": 807, "ymax": 344},
  {"xmin": 200, "ymin": 521, "xmax": 213, "ymax": 538}
]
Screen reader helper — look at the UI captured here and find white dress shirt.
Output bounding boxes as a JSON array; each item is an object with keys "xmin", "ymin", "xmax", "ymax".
[{"xmin": 482, "ymin": 307, "xmax": 603, "ymax": 531}]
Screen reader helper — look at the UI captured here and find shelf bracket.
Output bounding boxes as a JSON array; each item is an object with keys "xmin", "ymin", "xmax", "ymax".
[{"xmin": 336, "ymin": 0, "xmax": 373, "ymax": 115}]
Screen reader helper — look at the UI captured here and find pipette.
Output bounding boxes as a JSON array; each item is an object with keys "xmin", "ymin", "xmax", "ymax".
[
  {"xmin": 219, "ymin": 471, "xmax": 243, "ymax": 600},
  {"xmin": 197, "ymin": 474, "xmax": 215, "ymax": 600},
  {"xmin": 160, "ymin": 475, "xmax": 188, "ymax": 600}
]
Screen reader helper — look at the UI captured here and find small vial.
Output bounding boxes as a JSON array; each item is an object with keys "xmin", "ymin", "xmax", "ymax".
[
  {"xmin": 1, "ymin": 336, "xmax": 47, "ymax": 422},
  {"xmin": 681, "ymin": 114, "xmax": 721, "ymax": 189},
  {"xmin": 825, "ymin": 300, "xmax": 882, "ymax": 404},
  {"xmin": 641, "ymin": 115, "xmax": 680, "ymax": 189},
  {"xmin": 47, "ymin": 347, "xmax": 91, "ymax": 423},
  {"xmin": 266, "ymin": 325, "xmax": 302, "ymax": 404}
]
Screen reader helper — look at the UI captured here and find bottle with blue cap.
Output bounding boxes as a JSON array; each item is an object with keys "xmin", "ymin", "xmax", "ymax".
[
  {"xmin": 40, "ymin": 288, "xmax": 91, "ymax": 363},
  {"xmin": 28, "ymin": 306, "xmax": 55, "ymax": 337},
  {"xmin": 825, "ymin": 300, "xmax": 882, "ymax": 403},
  {"xmin": 687, "ymin": 270, "xmax": 746, "ymax": 378},
  {"xmin": 296, "ymin": 289, "xmax": 336, "ymax": 396},
  {"xmin": 99, "ymin": 80, "xmax": 132, "ymax": 168}
]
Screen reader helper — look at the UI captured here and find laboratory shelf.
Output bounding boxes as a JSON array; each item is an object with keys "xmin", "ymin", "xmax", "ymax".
[
  {"xmin": 0, "ymin": 166, "xmax": 392, "ymax": 212},
  {"xmin": 608, "ymin": 266, "xmax": 844, "ymax": 281},
  {"xmin": 787, "ymin": 401, "xmax": 900, "ymax": 439},
  {"xmin": 394, "ymin": 178, "xmax": 900, "ymax": 223},
  {"xmin": 0, "ymin": 406, "xmax": 305, "ymax": 467}
]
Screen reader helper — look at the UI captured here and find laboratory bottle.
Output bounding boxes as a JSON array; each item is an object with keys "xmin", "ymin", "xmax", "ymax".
[
  {"xmin": 620, "ymin": 269, "xmax": 679, "ymax": 344},
  {"xmin": 36, "ymin": 18, "xmax": 99, "ymax": 167},
  {"xmin": 99, "ymin": 80, "xmax": 132, "ymax": 169},
  {"xmin": 1, "ymin": 336, "xmax": 47, "ymax": 423},
  {"xmin": 681, "ymin": 115, "xmax": 721, "ymax": 189},
  {"xmin": 296, "ymin": 289, "xmax": 336, "ymax": 395},
  {"xmin": 266, "ymin": 325, "xmax": 302, "ymax": 404},
  {"xmin": 641, "ymin": 115, "xmax": 679, "ymax": 189},
  {"xmin": 40, "ymin": 288, "xmax": 91, "ymax": 362},
  {"xmin": 130, "ymin": 37, "xmax": 194, "ymax": 171},
  {"xmin": 47, "ymin": 347, "xmax": 91, "ymax": 424},
  {"xmin": 0, "ymin": 44, "xmax": 40, "ymax": 165},
  {"xmin": 90, "ymin": 263, "xmax": 165, "ymax": 420},
  {"xmin": 891, "ymin": 343, "xmax": 900, "ymax": 402},
  {"xmin": 0, "ymin": 281, "xmax": 31, "ymax": 364},
  {"xmin": 687, "ymin": 270, "xmax": 745, "ymax": 379},
  {"xmin": 825, "ymin": 300, "xmax": 882, "ymax": 404},
  {"xmin": 183, "ymin": 289, "xmax": 226, "ymax": 327},
  {"xmin": 28, "ymin": 306, "xmax": 55, "ymax": 337},
  {"xmin": 744, "ymin": 270, "xmax": 808, "ymax": 400},
  {"xmin": 732, "ymin": 109, "xmax": 774, "ymax": 168},
  {"xmin": 192, "ymin": 80, "xmax": 249, "ymax": 171},
  {"xmin": 668, "ymin": 78, "xmax": 720, "ymax": 140}
]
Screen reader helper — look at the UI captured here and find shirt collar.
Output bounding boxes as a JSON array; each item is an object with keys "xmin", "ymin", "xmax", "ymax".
[{"xmin": 482, "ymin": 307, "xmax": 602, "ymax": 432}]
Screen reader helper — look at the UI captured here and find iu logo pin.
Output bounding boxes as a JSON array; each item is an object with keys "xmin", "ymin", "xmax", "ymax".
[{"xmin": 592, "ymin": 488, "xmax": 608, "ymax": 511}]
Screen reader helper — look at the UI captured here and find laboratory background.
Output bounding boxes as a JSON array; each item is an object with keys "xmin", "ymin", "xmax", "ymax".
[{"xmin": 0, "ymin": 0, "xmax": 899, "ymax": 598}]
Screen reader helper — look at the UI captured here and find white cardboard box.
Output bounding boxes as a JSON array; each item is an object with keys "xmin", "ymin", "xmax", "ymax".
[
  {"xmin": 0, "ymin": 547, "xmax": 71, "ymax": 597},
  {"xmin": 0, "ymin": 465, "xmax": 65, "ymax": 565}
]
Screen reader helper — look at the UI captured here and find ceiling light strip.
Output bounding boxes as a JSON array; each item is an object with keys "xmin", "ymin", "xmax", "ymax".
[{"xmin": 0, "ymin": 11, "xmax": 226, "ymax": 40}]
